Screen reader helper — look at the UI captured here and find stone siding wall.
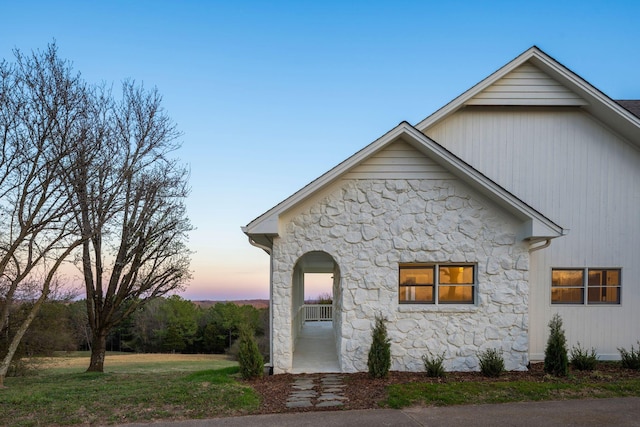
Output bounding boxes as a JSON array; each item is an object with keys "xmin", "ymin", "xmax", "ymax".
[{"xmin": 272, "ymin": 179, "xmax": 530, "ymax": 373}]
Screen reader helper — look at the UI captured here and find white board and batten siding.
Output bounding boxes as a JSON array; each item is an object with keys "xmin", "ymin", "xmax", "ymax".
[
  {"xmin": 342, "ymin": 139, "xmax": 453, "ymax": 180},
  {"xmin": 466, "ymin": 62, "xmax": 588, "ymax": 107},
  {"xmin": 426, "ymin": 106, "xmax": 640, "ymax": 360}
]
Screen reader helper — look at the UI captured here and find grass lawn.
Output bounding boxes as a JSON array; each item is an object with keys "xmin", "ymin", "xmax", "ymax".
[
  {"xmin": 385, "ymin": 379, "xmax": 640, "ymax": 408},
  {"xmin": 3, "ymin": 354, "xmax": 640, "ymax": 425},
  {"xmin": 383, "ymin": 367, "xmax": 640, "ymax": 409},
  {"xmin": 1, "ymin": 353, "xmax": 259, "ymax": 426}
]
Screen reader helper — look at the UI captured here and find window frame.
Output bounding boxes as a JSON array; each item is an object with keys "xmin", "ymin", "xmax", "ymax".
[
  {"xmin": 551, "ymin": 267, "xmax": 621, "ymax": 305},
  {"xmin": 587, "ymin": 268, "xmax": 621, "ymax": 305},
  {"xmin": 551, "ymin": 268, "xmax": 585, "ymax": 304},
  {"xmin": 399, "ymin": 263, "xmax": 476, "ymax": 305}
]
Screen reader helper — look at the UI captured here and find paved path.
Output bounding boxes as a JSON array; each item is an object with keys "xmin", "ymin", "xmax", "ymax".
[
  {"xmin": 121, "ymin": 397, "xmax": 640, "ymax": 426},
  {"xmin": 286, "ymin": 374, "xmax": 348, "ymax": 408}
]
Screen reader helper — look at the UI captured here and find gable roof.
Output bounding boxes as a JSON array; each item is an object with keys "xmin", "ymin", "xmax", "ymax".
[
  {"xmin": 416, "ymin": 46, "xmax": 640, "ymax": 147},
  {"xmin": 243, "ymin": 121, "xmax": 564, "ymax": 248}
]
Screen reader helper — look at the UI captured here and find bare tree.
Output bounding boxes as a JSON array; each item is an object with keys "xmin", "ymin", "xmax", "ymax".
[
  {"xmin": 0, "ymin": 44, "xmax": 88, "ymax": 386},
  {"xmin": 0, "ymin": 42, "xmax": 191, "ymax": 379},
  {"xmin": 68, "ymin": 81, "xmax": 192, "ymax": 372}
]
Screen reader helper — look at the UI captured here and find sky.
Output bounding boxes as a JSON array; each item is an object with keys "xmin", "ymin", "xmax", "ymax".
[{"xmin": 1, "ymin": 1, "xmax": 639, "ymax": 301}]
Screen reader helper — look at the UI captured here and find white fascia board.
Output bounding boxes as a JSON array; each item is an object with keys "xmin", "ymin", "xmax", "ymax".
[
  {"xmin": 417, "ymin": 46, "xmax": 640, "ymax": 144},
  {"xmin": 415, "ymin": 47, "xmax": 540, "ymax": 131},
  {"xmin": 242, "ymin": 123, "xmax": 413, "ymax": 235},
  {"xmin": 517, "ymin": 219, "xmax": 567, "ymax": 241},
  {"xmin": 244, "ymin": 121, "xmax": 564, "ymax": 241},
  {"xmin": 242, "ymin": 215, "xmax": 279, "ymax": 235},
  {"xmin": 528, "ymin": 52, "xmax": 640, "ymax": 144}
]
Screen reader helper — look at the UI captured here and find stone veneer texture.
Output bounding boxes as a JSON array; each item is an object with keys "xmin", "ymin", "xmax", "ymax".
[{"xmin": 271, "ymin": 179, "xmax": 530, "ymax": 373}]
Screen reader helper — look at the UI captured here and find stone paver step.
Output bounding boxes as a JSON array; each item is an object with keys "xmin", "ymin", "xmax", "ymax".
[{"xmin": 285, "ymin": 374, "xmax": 349, "ymax": 409}]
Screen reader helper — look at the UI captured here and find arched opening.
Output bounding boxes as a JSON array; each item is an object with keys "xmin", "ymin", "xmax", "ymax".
[{"xmin": 291, "ymin": 251, "xmax": 341, "ymax": 373}]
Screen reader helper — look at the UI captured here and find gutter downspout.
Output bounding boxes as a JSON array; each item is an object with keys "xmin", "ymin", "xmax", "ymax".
[
  {"xmin": 529, "ymin": 239, "xmax": 551, "ymax": 253},
  {"xmin": 248, "ymin": 236, "xmax": 272, "ymax": 255},
  {"xmin": 247, "ymin": 236, "xmax": 274, "ymax": 375},
  {"xmin": 529, "ymin": 228, "xmax": 568, "ymax": 253}
]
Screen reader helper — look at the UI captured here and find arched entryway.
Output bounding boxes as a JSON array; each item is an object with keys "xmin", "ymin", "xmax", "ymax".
[{"xmin": 291, "ymin": 251, "xmax": 341, "ymax": 373}]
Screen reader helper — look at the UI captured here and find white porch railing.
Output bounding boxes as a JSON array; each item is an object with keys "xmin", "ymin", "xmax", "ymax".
[{"xmin": 302, "ymin": 304, "xmax": 333, "ymax": 322}]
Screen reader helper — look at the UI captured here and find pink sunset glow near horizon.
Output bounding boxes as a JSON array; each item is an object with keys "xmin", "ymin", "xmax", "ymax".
[{"xmin": 182, "ymin": 273, "xmax": 333, "ymax": 302}]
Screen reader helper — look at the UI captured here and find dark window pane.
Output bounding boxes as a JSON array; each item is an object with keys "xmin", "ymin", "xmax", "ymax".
[
  {"xmin": 588, "ymin": 286, "xmax": 620, "ymax": 304},
  {"xmin": 586, "ymin": 269, "xmax": 621, "ymax": 304},
  {"xmin": 588, "ymin": 269, "xmax": 620, "ymax": 287}
]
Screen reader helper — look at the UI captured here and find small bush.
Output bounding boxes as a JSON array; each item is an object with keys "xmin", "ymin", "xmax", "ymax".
[
  {"xmin": 544, "ymin": 313, "xmax": 568, "ymax": 376},
  {"xmin": 618, "ymin": 341, "xmax": 640, "ymax": 370},
  {"xmin": 368, "ymin": 314, "xmax": 391, "ymax": 378},
  {"xmin": 422, "ymin": 352, "xmax": 446, "ymax": 378},
  {"xmin": 570, "ymin": 342, "xmax": 598, "ymax": 371},
  {"xmin": 237, "ymin": 324, "xmax": 264, "ymax": 380},
  {"xmin": 478, "ymin": 348, "xmax": 505, "ymax": 377}
]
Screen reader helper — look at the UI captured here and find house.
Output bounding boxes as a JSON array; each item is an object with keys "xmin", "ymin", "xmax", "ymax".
[{"xmin": 242, "ymin": 46, "xmax": 640, "ymax": 374}]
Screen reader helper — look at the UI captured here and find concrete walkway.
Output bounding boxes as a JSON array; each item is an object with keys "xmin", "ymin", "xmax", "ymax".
[
  {"xmin": 121, "ymin": 397, "xmax": 640, "ymax": 426},
  {"xmin": 291, "ymin": 321, "xmax": 339, "ymax": 374}
]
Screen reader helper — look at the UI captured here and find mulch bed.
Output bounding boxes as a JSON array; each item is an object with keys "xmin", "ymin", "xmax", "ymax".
[{"xmin": 245, "ymin": 362, "xmax": 640, "ymax": 414}]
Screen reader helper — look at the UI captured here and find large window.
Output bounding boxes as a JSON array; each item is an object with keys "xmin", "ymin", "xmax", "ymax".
[
  {"xmin": 551, "ymin": 268, "xmax": 620, "ymax": 305},
  {"xmin": 399, "ymin": 264, "xmax": 475, "ymax": 304}
]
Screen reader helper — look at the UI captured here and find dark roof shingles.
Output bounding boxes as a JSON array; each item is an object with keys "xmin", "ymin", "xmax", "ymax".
[{"xmin": 616, "ymin": 100, "xmax": 640, "ymax": 119}]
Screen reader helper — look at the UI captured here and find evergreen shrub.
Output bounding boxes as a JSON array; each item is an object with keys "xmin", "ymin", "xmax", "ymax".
[
  {"xmin": 569, "ymin": 342, "xmax": 598, "ymax": 371},
  {"xmin": 367, "ymin": 314, "xmax": 391, "ymax": 378},
  {"xmin": 618, "ymin": 341, "xmax": 640, "ymax": 370},
  {"xmin": 544, "ymin": 313, "xmax": 569, "ymax": 376},
  {"xmin": 237, "ymin": 324, "xmax": 264, "ymax": 379},
  {"xmin": 478, "ymin": 348, "xmax": 505, "ymax": 377},
  {"xmin": 422, "ymin": 352, "xmax": 446, "ymax": 378}
]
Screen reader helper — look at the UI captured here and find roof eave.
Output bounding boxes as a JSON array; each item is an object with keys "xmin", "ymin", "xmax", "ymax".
[
  {"xmin": 415, "ymin": 46, "xmax": 640, "ymax": 146},
  {"xmin": 242, "ymin": 123, "xmax": 415, "ymax": 236},
  {"xmin": 243, "ymin": 121, "xmax": 565, "ymax": 245},
  {"xmin": 415, "ymin": 47, "xmax": 541, "ymax": 131}
]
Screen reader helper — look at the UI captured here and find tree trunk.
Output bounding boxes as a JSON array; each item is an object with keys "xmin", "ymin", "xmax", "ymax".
[
  {"xmin": 87, "ymin": 331, "xmax": 107, "ymax": 372},
  {"xmin": 0, "ymin": 293, "xmax": 48, "ymax": 388}
]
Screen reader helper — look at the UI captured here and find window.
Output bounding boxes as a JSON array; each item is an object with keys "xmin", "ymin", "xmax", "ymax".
[
  {"xmin": 551, "ymin": 269, "xmax": 584, "ymax": 304},
  {"xmin": 551, "ymin": 268, "xmax": 620, "ymax": 305},
  {"xmin": 399, "ymin": 265, "xmax": 434, "ymax": 303},
  {"xmin": 588, "ymin": 269, "xmax": 621, "ymax": 304},
  {"xmin": 399, "ymin": 264, "xmax": 475, "ymax": 304}
]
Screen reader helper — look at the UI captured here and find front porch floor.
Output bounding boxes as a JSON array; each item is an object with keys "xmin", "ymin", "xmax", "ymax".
[{"xmin": 292, "ymin": 321, "xmax": 340, "ymax": 374}]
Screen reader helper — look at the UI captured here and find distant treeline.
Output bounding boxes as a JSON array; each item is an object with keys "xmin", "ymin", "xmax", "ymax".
[{"xmin": 0, "ymin": 296, "xmax": 269, "ymax": 362}]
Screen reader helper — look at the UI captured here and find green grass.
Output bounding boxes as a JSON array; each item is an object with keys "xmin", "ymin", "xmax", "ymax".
[
  {"xmin": 384, "ymin": 377, "xmax": 640, "ymax": 409},
  {"xmin": 5, "ymin": 353, "xmax": 640, "ymax": 425},
  {"xmin": 0, "ymin": 354, "xmax": 259, "ymax": 426},
  {"xmin": 34, "ymin": 352, "xmax": 236, "ymax": 375}
]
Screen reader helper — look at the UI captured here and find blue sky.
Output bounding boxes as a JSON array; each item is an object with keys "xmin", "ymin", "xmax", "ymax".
[{"xmin": 1, "ymin": 1, "xmax": 638, "ymax": 300}]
